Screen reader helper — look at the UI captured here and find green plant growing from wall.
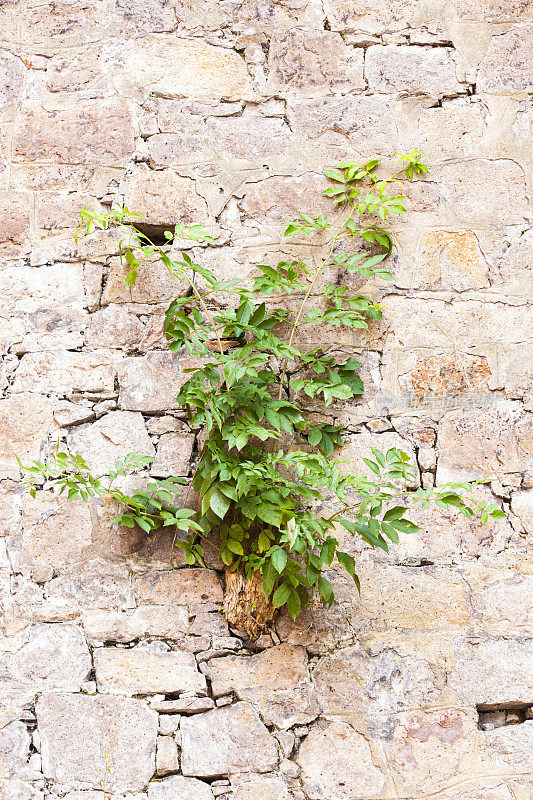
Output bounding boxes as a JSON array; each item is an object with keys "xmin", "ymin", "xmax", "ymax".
[{"xmin": 20, "ymin": 152, "xmax": 505, "ymax": 637}]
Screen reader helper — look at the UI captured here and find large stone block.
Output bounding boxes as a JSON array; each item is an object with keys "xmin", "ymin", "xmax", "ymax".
[
  {"xmin": 450, "ymin": 0, "xmax": 533, "ymax": 20},
  {"xmin": 0, "ymin": 623, "xmax": 91, "ymax": 692},
  {"xmin": 241, "ymin": 173, "xmax": 331, "ymax": 226},
  {"xmin": 366, "ymin": 45, "xmax": 465, "ymax": 96},
  {"xmin": 123, "ymin": 170, "xmax": 208, "ymax": 227},
  {"xmin": 83, "ymin": 604, "xmax": 189, "ymax": 643},
  {"xmin": 116, "ymin": 36, "xmax": 253, "ymax": 101},
  {"xmin": 118, "ymin": 352, "xmax": 189, "ymax": 412},
  {"xmin": 0, "ymin": 263, "xmax": 86, "ymax": 317},
  {"xmin": 297, "ymin": 720, "xmax": 387, "ymax": 799},
  {"xmin": 180, "ymin": 702, "xmax": 278, "ymax": 777},
  {"xmin": 67, "ymin": 411, "xmax": 154, "ymax": 475},
  {"xmin": 267, "ymin": 29, "xmax": 364, "ymax": 95},
  {"xmin": 492, "ymin": 228, "xmax": 533, "ymax": 298},
  {"xmin": 0, "ymin": 721, "xmax": 30, "ymax": 779},
  {"xmin": 205, "ymin": 115, "xmax": 291, "ymax": 165},
  {"xmin": 46, "ymin": 559, "xmax": 135, "ymax": 612},
  {"xmin": 150, "ymin": 432, "xmax": 195, "ymax": 477},
  {"xmin": 480, "ymin": 721, "xmax": 533, "ymax": 773},
  {"xmin": 336, "ymin": 431, "xmax": 418, "ymax": 482},
  {"xmin": 102, "ymin": 254, "xmax": 187, "ymax": 306},
  {"xmin": 12, "ymin": 101, "xmax": 134, "ymax": 166},
  {"xmin": 439, "ymin": 158, "xmax": 528, "ymax": 226},
  {"xmin": 12, "ymin": 350, "xmax": 115, "ymax": 394},
  {"xmin": 148, "ymin": 775, "xmax": 214, "ymax": 800},
  {"xmin": 478, "ymin": 25, "xmax": 533, "ymax": 94},
  {"xmin": 436, "ymin": 402, "xmax": 533, "ymax": 482},
  {"xmin": 0, "ymin": 192, "xmax": 31, "ymax": 259},
  {"xmin": 134, "ymin": 568, "xmax": 223, "ymax": 605},
  {"xmin": 448, "ymin": 637, "xmax": 533, "ymax": 706},
  {"xmin": 511, "ymin": 489, "xmax": 533, "ymax": 532},
  {"xmin": 233, "ymin": 778, "xmax": 291, "ymax": 800},
  {"xmin": 207, "ymin": 644, "xmax": 319, "ymax": 729},
  {"xmin": 116, "ymin": 0, "xmax": 178, "ymax": 33},
  {"xmin": 0, "ymin": 50, "xmax": 26, "ymax": 114},
  {"xmin": 0, "ymin": 395, "xmax": 52, "ymax": 480},
  {"xmin": 324, "ymin": 0, "xmax": 419, "ymax": 33},
  {"xmin": 94, "ymin": 646, "xmax": 206, "ymax": 695},
  {"xmin": 85, "ymin": 305, "xmax": 145, "ymax": 350},
  {"xmin": 37, "ymin": 692, "xmax": 158, "ymax": 791}
]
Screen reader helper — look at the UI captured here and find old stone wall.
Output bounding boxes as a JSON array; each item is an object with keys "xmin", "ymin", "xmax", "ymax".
[{"xmin": 0, "ymin": 0, "xmax": 532, "ymax": 798}]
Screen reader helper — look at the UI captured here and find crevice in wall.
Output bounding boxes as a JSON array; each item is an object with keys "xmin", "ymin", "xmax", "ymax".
[{"xmin": 478, "ymin": 703, "xmax": 533, "ymax": 730}]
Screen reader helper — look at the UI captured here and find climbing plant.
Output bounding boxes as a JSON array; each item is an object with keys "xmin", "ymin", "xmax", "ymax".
[{"xmin": 20, "ymin": 152, "xmax": 505, "ymax": 636}]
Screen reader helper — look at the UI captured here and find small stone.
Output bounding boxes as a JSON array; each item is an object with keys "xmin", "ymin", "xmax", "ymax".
[
  {"xmin": 67, "ymin": 411, "xmax": 154, "ymax": 475},
  {"xmin": 159, "ymin": 714, "xmax": 180, "ymax": 735},
  {"xmin": 148, "ymin": 775, "xmax": 214, "ymax": 800},
  {"xmin": 181, "ymin": 702, "xmax": 278, "ymax": 777},
  {"xmin": 0, "ymin": 721, "xmax": 30, "ymax": 779},
  {"xmin": 94, "ymin": 647, "xmax": 206, "ymax": 695},
  {"xmin": 216, "ymin": 696, "xmax": 234, "ymax": 707},
  {"xmin": 37, "ymin": 692, "xmax": 158, "ymax": 792},
  {"xmin": 150, "ymin": 432, "xmax": 195, "ymax": 477},
  {"xmin": 233, "ymin": 777, "xmax": 292, "ymax": 800},
  {"xmin": 151, "ymin": 697, "xmax": 216, "ymax": 714},
  {"xmin": 274, "ymin": 730, "xmax": 295, "ymax": 757},
  {"xmin": 155, "ymin": 736, "xmax": 179, "ymax": 776},
  {"xmin": 52, "ymin": 401, "xmax": 94, "ymax": 427},
  {"xmin": 123, "ymin": 170, "xmax": 208, "ymax": 227},
  {"xmin": 0, "ymin": 192, "xmax": 31, "ymax": 259},
  {"xmin": 280, "ymin": 758, "xmax": 300, "ymax": 778},
  {"xmin": 83, "ymin": 605, "xmax": 189, "ymax": 644}
]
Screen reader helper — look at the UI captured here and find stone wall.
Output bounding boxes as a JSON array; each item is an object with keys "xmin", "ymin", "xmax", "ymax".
[{"xmin": 0, "ymin": 0, "xmax": 532, "ymax": 798}]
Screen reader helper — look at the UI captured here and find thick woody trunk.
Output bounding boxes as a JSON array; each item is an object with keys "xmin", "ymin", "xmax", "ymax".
[{"xmin": 223, "ymin": 568, "xmax": 277, "ymax": 640}]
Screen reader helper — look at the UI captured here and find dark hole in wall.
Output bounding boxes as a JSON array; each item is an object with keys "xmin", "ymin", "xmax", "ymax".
[
  {"xmin": 477, "ymin": 703, "xmax": 533, "ymax": 730},
  {"xmin": 134, "ymin": 222, "xmax": 176, "ymax": 247}
]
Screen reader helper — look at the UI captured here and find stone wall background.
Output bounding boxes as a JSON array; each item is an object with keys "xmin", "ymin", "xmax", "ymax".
[{"xmin": 0, "ymin": 0, "xmax": 532, "ymax": 798}]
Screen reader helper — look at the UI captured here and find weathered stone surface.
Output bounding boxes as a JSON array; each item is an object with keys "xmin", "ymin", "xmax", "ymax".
[
  {"xmin": 413, "ymin": 230, "xmax": 489, "ymax": 291},
  {"xmin": 181, "ymin": 702, "xmax": 278, "ymax": 777},
  {"xmin": 448, "ymin": 638, "xmax": 533, "ymax": 706},
  {"xmin": 469, "ymin": 571, "xmax": 533, "ymax": 633},
  {"xmin": 233, "ymin": 777, "xmax": 291, "ymax": 800},
  {"xmin": 83, "ymin": 605, "xmax": 189, "ymax": 643},
  {"xmin": 123, "ymin": 170, "xmax": 209, "ymax": 227},
  {"xmin": 0, "ymin": 262, "xmax": 85, "ymax": 317},
  {"xmin": 117, "ymin": 36, "xmax": 253, "ymax": 101},
  {"xmin": 324, "ymin": 0, "xmax": 419, "ymax": 33},
  {"xmin": 102, "ymin": 255, "xmax": 186, "ymax": 306},
  {"xmin": 13, "ymin": 101, "xmax": 134, "ymax": 166},
  {"xmin": 46, "ymin": 559, "xmax": 134, "ymax": 612},
  {"xmin": 208, "ymin": 644, "xmax": 319, "ymax": 728},
  {"xmin": 148, "ymin": 775, "xmax": 214, "ymax": 800},
  {"xmin": 511, "ymin": 489, "xmax": 533, "ymax": 532},
  {"xmin": 267, "ymin": 29, "xmax": 364, "ymax": 95},
  {"xmin": 437, "ymin": 402, "xmax": 533, "ymax": 482},
  {"xmin": 493, "ymin": 227, "xmax": 533, "ymax": 297},
  {"xmin": 480, "ymin": 721, "xmax": 533, "ymax": 773},
  {"xmin": 0, "ymin": 395, "xmax": 52, "ymax": 480},
  {"xmin": 241, "ymin": 173, "xmax": 331, "ymax": 226},
  {"xmin": 366, "ymin": 45, "xmax": 465, "ymax": 95},
  {"xmin": 0, "ymin": 50, "xmax": 26, "ymax": 114},
  {"xmin": 0, "ymin": 780, "xmax": 43, "ymax": 800},
  {"xmin": 451, "ymin": 0, "xmax": 533, "ymax": 20},
  {"xmin": 94, "ymin": 646, "xmax": 206, "ymax": 695},
  {"xmin": 85, "ymin": 305, "xmax": 145, "ymax": 349},
  {"xmin": 37, "ymin": 692, "xmax": 157, "ymax": 791},
  {"xmin": 150, "ymin": 432, "xmax": 195, "ymax": 477},
  {"xmin": 12, "ymin": 351, "xmax": 114, "ymax": 395},
  {"xmin": 337, "ymin": 431, "xmax": 418, "ymax": 482},
  {"xmin": 0, "ymin": 721, "xmax": 30, "ymax": 779},
  {"xmin": 478, "ymin": 25, "xmax": 533, "ymax": 93},
  {"xmin": 297, "ymin": 720, "xmax": 387, "ymax": 799},
  {"xmin": 67, "ymin": 411, "xmax": 154, "ymax": 475},
  {"xmin": 116, "ymin": 0, "xmax": 178, "ymax": 33},
  {"xmin": 134, "ymin": 569, "xmax": 223, "ymax": 605},
  {"xmin": 155, "ymin": 735, "xmax": 180, "ymax": 776},
  {"xmin": 0, "ymin": 192, "xmax": 31, "ymax": 259},
  {"xmin": 413, "ymin": 99, "xmax": 488, "ymax": 161},
  {"xmin": 0, "ymin": 623, "xmax": 91, "ymax": 691},
  {"xmin": 118, "ymin": 352, "xmax": 186, "ymax": 412}
]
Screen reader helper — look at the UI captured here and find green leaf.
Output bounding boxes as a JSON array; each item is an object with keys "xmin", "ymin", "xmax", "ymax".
[
  {"xmin": 308, "ymin": 427, "xmax": 322, "ymax": 447},
  {"xmin": 227, "ymin": 539, "xmax": 244, "ymax": 555},
  {"xmin": 209, "ymin": 488, "xmax": 231, "ymax": 519},
  {"xmin": 272, "ymin": 581, "xmax": 291, "ymax": 608},
  {"xmin": 337, "ymin": 550, "xmax": 355, "ymax": 578},
  {"xmin": 383, "ymin": 506, "xmax": 407, "ymax": 521},
  {"xmin": 317, "ymin": 575, "xmax": 334, "ymax": 605},
  {"xmin": 271, "ymin": 548, "xmax": 288, "ymax": 573},
  {"xmin": 287, "ymin": 589, "xmax": 301, "ymax": 619}
]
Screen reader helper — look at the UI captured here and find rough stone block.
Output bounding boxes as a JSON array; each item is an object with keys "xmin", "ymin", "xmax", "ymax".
[
  {"xmin": 0, "ymin": 192, "xmax": 31, "ymax": 259},
  {"xmin": 83, "ymin": 604, "xmax": 189, "ymax": 643},
  {"xmin": 267, "ymin": 30, "xmax": 364, "ymax": 95},
  {"xmin": 337, "ymin": 431, "xmax": 418, "ymax": 482},
  {"xmin": 0, "ymin": 721, "xmax": 30, "ymax": 779},
  {"xmin": 207, "ymin": 644, "xmax": 319, "ymax": 729},
  {"xmin": 117, "ymin": 36, "xmax": 253, "ymax": 101},
  {"xmin": 448, "ymin": 638, "xmax": 533, "ymax": 706},
  {"xmin": 85, "ymin": 305, "xmax": 145, "ymax": 350},
  {"xmin": 241, "ymin": 173, "xmax": 331, "ymax": 226},
  {"xmin": 67, "ymin": 411, "xmax": 154, "ymax": 475},
  {"xmin": 181, "ymin": 702, "xmax": 278, "ymax": 777},
  {"xmin": 0, "ymin": 395, "xmax": 52, "ymax": 480},
  {"xmin": 233, "ymin": 777, "xmax": 291, "ymax": 800},
  {"xmin": 436, "ymin": 402, "xmax": 533, "ymax": 482},
  {"xmin": 123, "ymin": 170, "xmax": 208, "ymax": 227},
  {"xmin": 13, "ymin": 101, "xmax": 134, "ymax": 166},
  {"xmin": 324, "ymin": 0, "xmax": 419, "ymax": 32},
  {"xmin": 12, "ymin": 350, "xmax": 114, "ymax": 395},
  {"xmin": 297, "ymin": 720, "xmax": 386, "ymax": 799},
  {"xmin": 511, "ymin": 489, "xmax": 533, "ymax": 532},
  {"xmin": 102, "ymin": 254, "xmax": 187, "ymax": 306},
  {"xmin": 94, "ymin": 646, "xmax": 206, "ymax": 695},
  {"xmin": 134, "ymin": 569, "xmax": 223, "ymax": 606},
  {"xmin": 365, "ymin": 45, "xmax": 465, "ymax": 95},
  {"xmin": 148, "ymin": 775, "xmax": 214, "ymax": 800},
  {"xmin": 492, "ymin": 228, "xmax": 533, "ymax": 297},
  {"xmin": 118, "ymin": 351, "xmax": 194, "ymax": 412},
  {"xmin": 150, "ymin": 432, "xmax": 195, "ymax": 478},
  {"xmin": 37, "ymin": 692, "xmax": 158, "ymax": 791},
  {"xmin": 0, "ymin": 623, "xmax": 91, "ymax": 692},
  {"xmin": 0, "ymin": 263, "xmax": 86, "ymax": 317},
  {"xmin": 155, "ymin": 735, "xmax": 179, "ymax": 776},
  {"xmin": 0, "ymin": 50, "xmax": 26, "ymax": 114},
  {"xmin": 451, "ymin": 0, "xmax": 533, "ymax": 20},
  {"xmin": 116, "ymin": 0, "xmax": 178, "ymax": 33},
  {"xmin": 478, "ymin": 25, "xmax": 533, "ymax": 93}
]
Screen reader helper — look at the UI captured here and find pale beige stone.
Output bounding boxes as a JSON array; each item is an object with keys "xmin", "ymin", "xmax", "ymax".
[
  {"xmin": 413, "ymin": 100, "xmax": 488, "ymax": 160},
  {"xmin": 0, "ymin": 192, "xmax": 31, "ymax": 259},
  {"xmin": 233, "ymin": 777, "xmax": 291, "ymax": 800},
  {"xmin": 148, "ymin": 775, "xmax": 214, "ymax": 800},
  {"xmin": 85, "ymin": 305, "xmax": 145, "ymax": 350},
  {"xmin": 0, "ymin": 623, "xmax": 91, "ymax": 692},
  {"xmin": 511, "ymin": 489, "xmax": 533, "ymax": 532},
  {"xmin": 12, "ymin": 350, "xmax": 114, "ymax": 394},
  {"xmin": 480, "ymin": 721, "xmax": 533, "ymax": 773},
  {"xmin": 0, "ymin": 779, "xmax": 43, "ymax": 800},
  {"xmin": 470, "ymin": 572, "xmax": 533, "ymax": 633},
  {"xmin": 13, "ymin": 101, "xmax": 134, "ymax": 166},
  {"xmin": 493, "ymin": 228, "xmax": 533, "ymax": 297},
  {"xmin": 297, "ymin": 720, "xmax": 387, "ymax": 799},
  {"xmin": 478, "ymin": 25, "xmax": 533, "ymax": 93},
  {"xmin": 436, "ymin": 402, "xmax": 533, "ymax": 482},
  {"xmin": 337, "ymin": 431, "xmax": 418, "ymax": 482},
  {"xmin": 206, "ymin": 115, "xmax": 291, "ymax": 164},
  {"xmin": 0, "ymin": 50, "xmax": 26, "ymax": 114},
  {"xmin": 116, "ymin": 0, "xmax": 178, "ymax": 33},
  {"xmin": 36, "ymin": 192, "xmax": 104, "ymax": 232},
  {"xmin": 102, "ymin": 254, "xmax": 187, "ymax": 306},
  {"xmin": 155, "ymin": 735, "xmax": 179, "ymax": 776},
  {"xmin": 117, "ymin": 36, "xmax": 253, "ymax": 101},
  {"xmin": 67, "ymin": 411, "xmax": 154, "ymax": 475},
  {"xmin": 134, "ymin": 569, "xmax": 223, "ymax": 605},
  {"xmin": 45, "ymin": 46, "xmax": 104, "ymax": 93},
  {"xmin": 366, "ymin": 45, "xmax": 465, "ymax": 95},
  {"xmin": 94, "ymin": 646, "xmax": 205, "ymax": 695},
  {"xmin": 267, "ymin": 29, "xmax": 364, "ymax": 95},
  {"xmin": 451, "ymin": 0, "xmax": 533, "ymax": 20},
  {"xmin": 37, "ymin": 692, "xmax": 158, "ymax": 791},
  {"xmin": 0, "ymin": 395, "xmax": 52, "ymax": 480},
  {"xmin": 52, "ymin": 401, "xmax": 94, "ymax": 427},
  {"xmin": 150, "ymin": 432, "xmax": 195, "ymax": 477},
  {"xmin": 123, "ymin": 170, "xmax": 208, "ymax": 227},
  {"xmin": 118, "ymin": 352, "xmax": 188, "ymax": 412},
  {"xmin": 324, "ymin": 0, "xmax": 419, "ymax": 32},
  {"xmin": 45, "ymin": 559, "xmax": 134, "ymax": 612},
  {"xmin": 208, "ymin": 644, "xmax": 319, "ymax": 728},
  {"xmin": 242, "ymin": 173, "xmax": 331, "ymax": 226},
  {"xmin": 448, "ymin": 638, "xmax": 533, "ymax": 705},
  {"xmin": 83, "ymin": 605, "xmax": 189, "ymax": 643},
  {"xmin": 0, "ymin": 721, "xmax": 30, "ymax": 779},
  {"xmin": 181, "ymin": 702, "xmax": 278, "ymax": 777},
  {"xmin": 415, "ymin": 230, "xmax": 489, "ymax": 290}
]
